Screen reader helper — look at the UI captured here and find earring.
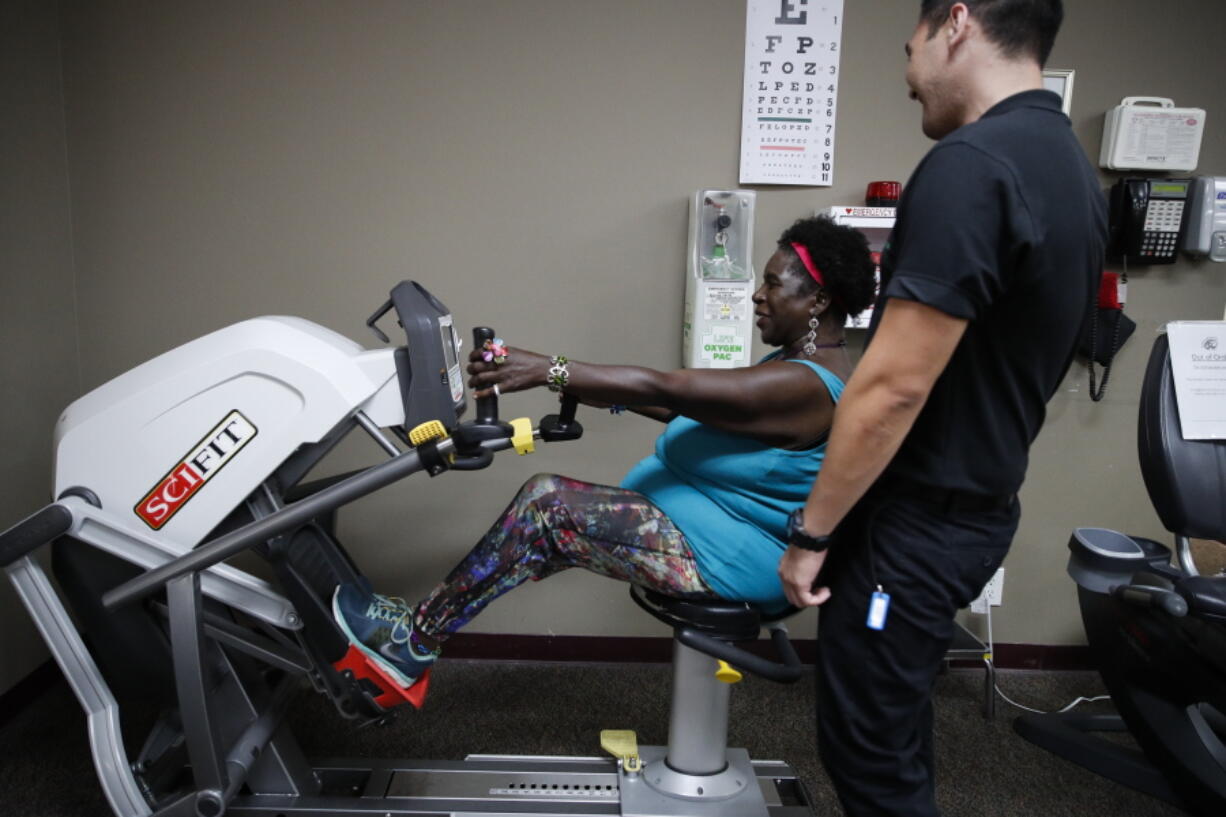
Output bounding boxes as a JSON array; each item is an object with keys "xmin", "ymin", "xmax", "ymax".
[{"xmin": 803, "ymin": 314, "xmax": 820, "ymax": 356}]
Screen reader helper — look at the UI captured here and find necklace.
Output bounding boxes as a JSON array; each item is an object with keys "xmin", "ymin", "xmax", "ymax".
[{"xmin": 785, "ymin": 338, "xmax": 847, "ymax": 360}]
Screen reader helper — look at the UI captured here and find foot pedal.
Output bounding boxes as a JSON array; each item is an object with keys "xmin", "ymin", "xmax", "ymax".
[
  {"xmin": 600, "ymin": 729, "xmax": 641, "ymax": 773},
  {"xmin": 334, "ymin": 644, "xmax": 431, "ymax": 710}
]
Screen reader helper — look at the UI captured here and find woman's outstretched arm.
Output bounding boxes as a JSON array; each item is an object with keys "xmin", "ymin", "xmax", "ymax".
[{"xmin": 468, "ymin": 347, "xmax": 834, "ymax": 449}]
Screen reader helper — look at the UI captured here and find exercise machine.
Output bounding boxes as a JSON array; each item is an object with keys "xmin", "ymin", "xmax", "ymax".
[
  {"xmin": 0, "ymin": 280, "xmax": 814, "ymax": 817},
  {"xmin": 1013, "ymin": 333, "xmax": 1226, "ymax": 816}
]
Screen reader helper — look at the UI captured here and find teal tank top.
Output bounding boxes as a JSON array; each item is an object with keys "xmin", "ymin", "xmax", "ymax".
[{"xmin": 619, "ymin": 359, "xmax": 845, "ymax": 612}]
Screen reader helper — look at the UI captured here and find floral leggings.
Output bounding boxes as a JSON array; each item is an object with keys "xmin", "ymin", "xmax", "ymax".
[{"xmin": 414, "ymin": 473, "xmax": 719, "ymax": 639}]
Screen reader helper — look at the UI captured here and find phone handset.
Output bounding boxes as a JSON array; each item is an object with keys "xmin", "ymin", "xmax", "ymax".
[{"xmin": 1084, "ymin": 269, "xmax": 1135, "ymax": 402}]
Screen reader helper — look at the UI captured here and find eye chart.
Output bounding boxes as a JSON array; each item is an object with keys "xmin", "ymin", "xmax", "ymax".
[{"xmin": 740, "ymin": 0, "xmax": 844, "ymax": 186}]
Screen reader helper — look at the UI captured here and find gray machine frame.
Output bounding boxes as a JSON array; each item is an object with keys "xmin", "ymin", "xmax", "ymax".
[{"xmin": 3, "ymin": 405, "xmax": 814, "ymax": 817}]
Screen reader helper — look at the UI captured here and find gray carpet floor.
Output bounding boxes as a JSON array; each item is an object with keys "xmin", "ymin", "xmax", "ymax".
[{"xmin": 0, "ymin": 662, "xmax": 1191, "ymax": 816}]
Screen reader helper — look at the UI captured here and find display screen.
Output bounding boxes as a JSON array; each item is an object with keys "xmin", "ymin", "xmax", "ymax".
[
  {"xmin": 1150, "ymin": 182, "xmax": 1188, "ymax": 197},
  {"xmin": 440, "ymin": 323, "xmax": 458, "ymax": 371}
]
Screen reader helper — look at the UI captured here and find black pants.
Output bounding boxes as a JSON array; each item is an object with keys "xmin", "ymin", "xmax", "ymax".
[{"xmin": 816, "ymin": 487, "xmax": 1018, "ymax": 817}]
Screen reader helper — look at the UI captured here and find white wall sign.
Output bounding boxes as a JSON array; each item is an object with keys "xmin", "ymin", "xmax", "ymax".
[
  {"xmin": 740, "ymin": 0, "xmax": 844, "ymax": 186},
  {"xmin": 1166, "ymin": 321, "xmax": 1226, "ymax": 440}
]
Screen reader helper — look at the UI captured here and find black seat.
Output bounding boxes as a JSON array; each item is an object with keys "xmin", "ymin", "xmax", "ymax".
[{"xmin": 630, "ymin": 585, "xmax": 762, "ymax": 641}]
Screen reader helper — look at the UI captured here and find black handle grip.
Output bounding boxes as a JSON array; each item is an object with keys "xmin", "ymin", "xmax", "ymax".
[
  {"xmin": 1113, "ymin": 584, "xmax": 1189, "ymax": 617},
  {"xmin": 557, "ymin": 394, "xmax": 578, "ymax": 427},
  {"xmin": 472, "ymin": 326, "xmax": 498, "ymax": 424},
  {"xmin": 539, "ymin": 395, "xmax": 584, "ymax": 442},
  {"xmin": 676, "ymin": 625, "xmax": 803, "ymax": 684},
  {"xmin": 0, "ymin": 504, "xmax": 73, "ymax": 567}
]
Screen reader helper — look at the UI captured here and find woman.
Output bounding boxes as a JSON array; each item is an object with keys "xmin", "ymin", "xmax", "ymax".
[{"xmin": 333, "ymin": 216, "xmax": 876, "ymax": 689}]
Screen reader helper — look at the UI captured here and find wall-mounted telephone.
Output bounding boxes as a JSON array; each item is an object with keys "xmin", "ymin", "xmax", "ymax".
[
  {"xmin": 1180, "ymin": 176, "xmax": 1226, "ymax": 262},
  {"xmin": 1108, "ymin": 177, "xmax": 1192, "ymax": 265}
]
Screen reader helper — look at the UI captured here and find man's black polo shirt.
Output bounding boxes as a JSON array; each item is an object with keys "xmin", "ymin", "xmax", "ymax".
[{"xmin": 870, "ymin": 89, "xmax": 1107, "ymax": 497}]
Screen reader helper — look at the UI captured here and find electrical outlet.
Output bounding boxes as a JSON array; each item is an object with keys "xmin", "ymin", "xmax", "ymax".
[{"xmin": 969, "ymin": 568, "xmax": 1005, "ymax": 614}]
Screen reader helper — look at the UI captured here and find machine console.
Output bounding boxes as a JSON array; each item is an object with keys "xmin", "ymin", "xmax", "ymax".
[{"xmin": 367, "ymin": 281, "xmax": 467, "ymax": 430}]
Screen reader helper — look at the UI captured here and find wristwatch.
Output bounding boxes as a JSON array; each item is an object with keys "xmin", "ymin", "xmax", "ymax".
[{"xmin": 786, "ymin": 508, "xmax": 834, "ymax": 553}]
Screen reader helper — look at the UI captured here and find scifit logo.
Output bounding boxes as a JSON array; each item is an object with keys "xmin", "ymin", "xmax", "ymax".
[
  {"xmin": 1204, "ymin": 337, "xmax": 1219, "ymax": 351},
  {"xmin": 135, "ymin": 410, "xmax": 258, "ymax": 530}
]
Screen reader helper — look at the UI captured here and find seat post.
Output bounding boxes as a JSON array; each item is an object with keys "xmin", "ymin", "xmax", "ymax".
[{"xmin": 665, "ymin": 638, "xmax": 731, "ymax": 775}]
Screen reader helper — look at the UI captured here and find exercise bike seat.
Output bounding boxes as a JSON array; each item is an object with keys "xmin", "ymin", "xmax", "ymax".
[
  {"xmin": 1176, "ymin": 575, "xmax": 1226, "ymax": 620},
  {"xmin": 631, "ymin": 585, "xmax": 762, "ymax": 641}
]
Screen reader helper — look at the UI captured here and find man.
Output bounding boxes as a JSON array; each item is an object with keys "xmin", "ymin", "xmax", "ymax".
[{"xmin": 777, "ymin": 2, "xmax": 1106, "ymax": 816}]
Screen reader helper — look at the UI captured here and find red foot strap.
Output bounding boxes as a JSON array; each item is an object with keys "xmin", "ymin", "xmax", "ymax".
[{"xmin": 333, "ymin": 644, "xmax": 431, "ymax": 710}]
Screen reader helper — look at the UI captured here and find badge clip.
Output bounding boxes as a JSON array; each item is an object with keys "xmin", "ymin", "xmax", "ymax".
[{"xmin": 867, "ymin": 585, "xmax": 890, "ymax": 631}]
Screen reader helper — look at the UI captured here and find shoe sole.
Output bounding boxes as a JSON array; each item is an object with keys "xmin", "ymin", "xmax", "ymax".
[{"xmin": 331, "ymin": 587, "xmax": 418, "ymax": 689}]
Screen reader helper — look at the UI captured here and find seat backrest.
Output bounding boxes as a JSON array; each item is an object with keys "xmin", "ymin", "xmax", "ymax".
[{"xmin": 1137, "ymin": 333, "xmax": 1226, "ymax": 541}]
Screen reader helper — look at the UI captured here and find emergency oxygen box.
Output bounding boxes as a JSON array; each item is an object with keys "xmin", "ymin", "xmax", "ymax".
[
  {"xmin": 683, "ymin": 190, "xmax": 756, "ymax": 369},
  {"xmin": 1099, "ymin": 97, "xmax": 1206, "ymax": 172}
]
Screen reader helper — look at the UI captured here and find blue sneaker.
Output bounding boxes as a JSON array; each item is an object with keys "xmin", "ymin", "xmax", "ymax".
[{"xmin": 332, "ymin": 583, "xmax": 438, "ymax": 688}]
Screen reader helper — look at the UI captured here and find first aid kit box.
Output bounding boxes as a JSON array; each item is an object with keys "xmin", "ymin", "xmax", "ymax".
[{"xmin": 1100, "ymin": 97, "xmax": 1205, "ymax": 172}]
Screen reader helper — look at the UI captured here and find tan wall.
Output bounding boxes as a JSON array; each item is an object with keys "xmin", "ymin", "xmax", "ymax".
[
  {"xmin": 3, "ymin": 1, "xmax": 1224, "ymax": 692},
  {"xmin": 0, "ymin": 0, "xmax": 80, "ymax": 695}
]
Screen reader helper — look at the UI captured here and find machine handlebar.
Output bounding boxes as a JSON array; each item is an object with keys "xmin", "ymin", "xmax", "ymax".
[
  {"xmin": 676, "ymin": 624, "xmax": 804, "ymax": 684},
  {"xmin": 471, "ymin": 326, "xmax": 499, "ymax": 425},
  {"xmin": 0, "ymin": 504, "xmax": 72, "ymax": 568},
  {"xmin": 1113, "ymin": 583, "xmax": 1189, "ymax": 617}
]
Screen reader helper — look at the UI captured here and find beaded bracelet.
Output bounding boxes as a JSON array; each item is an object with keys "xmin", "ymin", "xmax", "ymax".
[{"xmin": 547, "ymin": 355, "xmax": 570, "ymax": 392}]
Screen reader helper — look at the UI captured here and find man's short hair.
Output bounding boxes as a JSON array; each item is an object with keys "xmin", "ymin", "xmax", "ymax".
[{"xmin": 919, "ymin": 0, "xmax": 1064, "ymax": 66}]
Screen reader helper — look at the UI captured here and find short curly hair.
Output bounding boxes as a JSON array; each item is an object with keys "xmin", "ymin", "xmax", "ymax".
[{"xmin": 777, "ymin": 216, "xmax": 876, "ymax": 319}]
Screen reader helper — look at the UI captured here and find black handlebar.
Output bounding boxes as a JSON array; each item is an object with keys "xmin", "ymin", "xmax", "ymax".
[
  {"xmin": 1113, "ymin": 583, "xmax": 1189, "ymax": 617},
  {"xmin": 471, "ymin": 326, "xmax": 499, "ymax": 425},
  {"xmin": 0, "ymin": 504, "xmax": 72, "ymax": 568},
  {"xmin": 540, "ymin": 395, "xmax": 583, "ymax": 442},
  {"xmin": 449, "ymin": 326, "xmax": 512, "ymax": 458},
  {"xmin": 677, "ymin": 624, "xmax": 803, "ymax": 684}
]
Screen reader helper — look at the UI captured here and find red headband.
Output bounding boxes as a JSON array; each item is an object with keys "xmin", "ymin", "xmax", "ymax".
[{"xmin": 790, "ymin": 242, "xmax": 825, "ymax": 287}]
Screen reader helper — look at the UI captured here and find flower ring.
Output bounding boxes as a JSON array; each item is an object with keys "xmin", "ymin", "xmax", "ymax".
[{"xmin": 482, "ymin": 337, "xmax": 509, "ymax": 366}]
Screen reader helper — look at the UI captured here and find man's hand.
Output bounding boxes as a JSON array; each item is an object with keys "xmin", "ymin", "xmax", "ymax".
[{"xmin": 779, "ymin": 546, "xmax": 832, "ymax": 608}]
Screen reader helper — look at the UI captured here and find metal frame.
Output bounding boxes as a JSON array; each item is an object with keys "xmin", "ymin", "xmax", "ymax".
[{"xmin": 6, "ymin": 420, "xmax": 817, "ymax": 816}]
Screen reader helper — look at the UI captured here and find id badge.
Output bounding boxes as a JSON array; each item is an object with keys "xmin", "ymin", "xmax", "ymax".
[{"xmin": 867, "ymin": 589, "xmax": 890, "ymax": 631}]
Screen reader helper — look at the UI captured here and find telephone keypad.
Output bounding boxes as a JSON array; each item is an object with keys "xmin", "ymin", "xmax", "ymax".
[{"xmin": 1139, "ymin": 198, "xmax": 1184, "ymax": 258}]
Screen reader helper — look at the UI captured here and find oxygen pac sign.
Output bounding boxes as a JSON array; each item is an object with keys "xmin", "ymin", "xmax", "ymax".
[{"xmin": 135, "ymin": 411, "xmax": 258, "ymax": 530}]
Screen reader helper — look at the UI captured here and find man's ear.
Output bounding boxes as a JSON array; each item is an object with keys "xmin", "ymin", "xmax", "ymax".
[{"xmin": 947, "ymin": 2, "xmax": 972, "ymax": 49}]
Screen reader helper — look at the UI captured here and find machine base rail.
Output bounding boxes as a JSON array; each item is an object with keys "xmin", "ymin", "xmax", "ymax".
[
  {"xmin": 1013, "ymin": 712, "xmax": 1181, "ymax": 806},
  {"xmin": 204, "ymin": 752, "xmax": 815, "ymax": 816}
]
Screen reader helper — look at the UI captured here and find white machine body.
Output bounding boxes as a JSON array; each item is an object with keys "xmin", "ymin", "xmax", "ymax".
[{"xmin": 53, "ymin": 316, "xmax": 402, "ymax": 548}]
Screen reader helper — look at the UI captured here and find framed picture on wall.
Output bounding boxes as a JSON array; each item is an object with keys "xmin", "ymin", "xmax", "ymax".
[{"xmin": 1042, "ymin": 69, "xmax": 1075, "ymax": 116}]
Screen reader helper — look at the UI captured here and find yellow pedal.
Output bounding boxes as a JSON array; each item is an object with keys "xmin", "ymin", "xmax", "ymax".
[
  {"xmin": 407, "ymin": 420, "xmax": 448, "ymax": 446},
  {"xmin": 715, "ymin": 661, "xmax": 743, "ymax": 684},
  {"xmin": 510, "ymin": 417, "xmax": 535, "ymax": 455},
  {"xmin": 599, "ymin": 729, "xmax": 642, "ymax": 773}
]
